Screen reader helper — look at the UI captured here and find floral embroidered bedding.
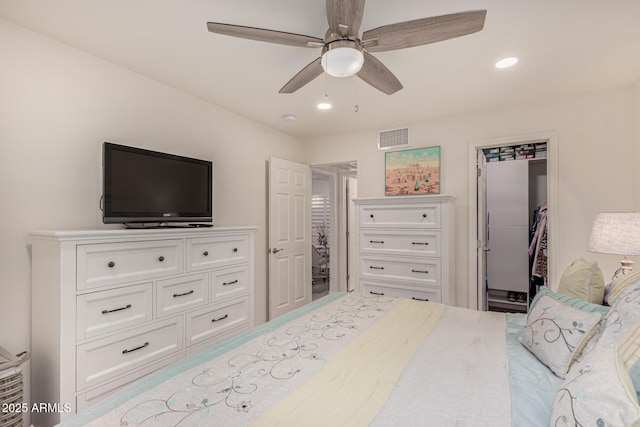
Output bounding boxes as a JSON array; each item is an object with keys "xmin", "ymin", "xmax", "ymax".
[{"xmin": 59, "ymin": 284, "xmax": 640, "ymax": 427}]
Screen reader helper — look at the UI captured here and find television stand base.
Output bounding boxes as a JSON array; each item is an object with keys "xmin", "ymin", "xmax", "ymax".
[{"xmin": 122, "ymin": 222, "xmax": 212, "ymax": 229}]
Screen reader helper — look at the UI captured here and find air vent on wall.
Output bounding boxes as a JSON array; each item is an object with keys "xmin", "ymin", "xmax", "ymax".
[{"xmin": 378, "ymin": 127, "xmax": 409, "ymax": 150}]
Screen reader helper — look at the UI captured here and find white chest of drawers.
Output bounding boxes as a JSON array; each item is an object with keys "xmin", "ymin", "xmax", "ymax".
[
  {"xmin": 28, "ymin": 227, "xmax": 255, "ymax": 426},
  {"xmin": 354, "ymin": 196, "xmax": 455, "ymax": 304}
]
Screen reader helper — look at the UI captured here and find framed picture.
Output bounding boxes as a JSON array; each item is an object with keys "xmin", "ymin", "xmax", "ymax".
[{"xmin": 385, "ymin": 146, "xmax": 441, "ymax": 196}]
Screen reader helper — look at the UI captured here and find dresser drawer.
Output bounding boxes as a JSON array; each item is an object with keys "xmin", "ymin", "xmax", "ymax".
[
  {"xmin": 76, "ymin": 354, "xmax": 179, "ymax": 413},
  {"xmin": 359, "ymin": 203, "xmax": 440, "ymax": 228},
  {"xmin": 211, "ymin": 266, "xmax": 249, "ymax": 302},
  {"xmin": 77, "ymin": 239, "xmax": 184, "ymax": 290},
  {"xmin": 77, "ymin": 283, "xmax": 153, "ymax": 340},
  {"xmin": 360, "ymin": 256, "xmax": 441, "ymax": 287},
  {"xmin": 76, "ymin": 317, "xmax": 183, "ymax": 391},
  {"xmin": 360, "ymin": 229, "xmax": 441, "ymax": 257},
  {"xmin": 185, "ymin": 297, "xmax": 249, "ymax": 348},
  {"xmin": 156, "ymin": 273, "xmax": 208, "ymax": 318},
  {"xmin": 187, "ymin": 234, "xmax": 249, "ymax": 272},
  {"xmin": 361, "ymin": 281, "xmax": 441, "ymax": 302}
]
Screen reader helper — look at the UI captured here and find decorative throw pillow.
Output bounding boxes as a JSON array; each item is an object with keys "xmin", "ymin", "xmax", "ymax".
[
  {"xmin": 556, "ymin": 258, "xmax": 605, "ymax": 304},
  {"xmin": 584, "ymin": 280, "xmax": 640, "ymax": 356},
  {"xmin": 550, "ymin": 345, "xmax": 640, "ymax": 427},
  {"xmin": 619, "ymin": 319, "xmax": 640, "ymax": 401},
  {"xmin": 605, "ymin": 271, "xmax": 640, "ymax": 305},
  {"xmin": 580, "ymin": 281, "xmax": 640, "ymax": 400},
  {"xmin": 520, "ymin": 295, "xmax": 602, "ymax": 378},
  {"xmin": 530, "ymin": 286, "xmax": 610, "ymax": 316}
]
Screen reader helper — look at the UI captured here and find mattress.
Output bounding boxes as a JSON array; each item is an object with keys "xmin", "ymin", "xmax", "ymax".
[{"xmin": 59, "ymin": 292, "xmax": 560, "ymax": 426}]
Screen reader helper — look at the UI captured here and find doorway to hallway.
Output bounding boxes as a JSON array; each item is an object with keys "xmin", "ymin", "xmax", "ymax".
[{"xmin": 311, "ymin": 162, "xmax": 357, "ymax": 300}]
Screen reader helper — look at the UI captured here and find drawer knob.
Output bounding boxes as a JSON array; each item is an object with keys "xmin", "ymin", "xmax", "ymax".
[
  {"xmin": 369, "ymin": 266, "xmax": 384, "ymax": 270},
  {"xmin": 411, "ymin": 269, "xmax": 429, "ymax": 274},
  {"xmin": 233, "ymin": 248, "xmax": 238, "ymax": 253},
  {"xmin": 158, "ymin": 256, "xmax": 165, "ymax": 262},
  {"xmin": 370, "ymin": 214, "xmax": 374, "ymax": 218},
  {"xmin": 211, "ymin": 314, "xmax": 229, "ymax": 323},
  {"xmin": 173, "ymin": 290, "xmax": 194, "ymax": 298},
  {"xmin": 412, "ymin": 297, "xmax": 430, "ymax": 302},
  {"xmin": 369, "ymin": 291, "xmax": 384, "ymax": 296},
  {"xmin": 223, "ymin": 279, "xmax": 239, "ymax": 286},
  {"xmin": 102, "ymin": 304, "xmax": 132, "ymax": 314},
  {"xmin": 422, "ymin": 213, "xmax": 427, "ymax": 218},
  {"xmin": 107, "ymin": 261, "xmax": 115, "ymax": 268},
  {"xmin": 203, "ymin": 251, "xmax": 209, "ymax": 256},
  {"xmin": 122, "ymin": 341, "xmax": 149, "ymax": 355}
]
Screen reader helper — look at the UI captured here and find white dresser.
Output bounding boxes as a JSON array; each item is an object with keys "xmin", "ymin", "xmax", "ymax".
[
  {"xmin": 354, "ymin": 196, "xmax": 455, "ymax": 304},
  {"xmin": 28, "ymin": 227, "xmax": 255, "ymax": 426}
]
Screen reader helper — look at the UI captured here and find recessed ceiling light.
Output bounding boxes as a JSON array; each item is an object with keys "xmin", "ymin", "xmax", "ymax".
[
  {"xmin": 495, "ymin": 57, "xmax": 518, "ymax": 69},
  {"xmin": 282, "ymin": 114, "xmax": 297, "ymax": 121},
  {"xmin": 317, "ymin": 94, "xmax": 332, "ymax": 110}
]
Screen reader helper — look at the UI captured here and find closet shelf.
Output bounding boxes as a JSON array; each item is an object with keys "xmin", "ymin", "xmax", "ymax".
[{"xmin": 487, "ymin": 296, "xmax": 528, "ymax": 307}]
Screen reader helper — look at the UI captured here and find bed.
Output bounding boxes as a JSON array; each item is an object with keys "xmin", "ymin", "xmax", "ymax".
[{"xmin": 58, "ymin": 282, "xmax": 640, "ymax": 427}]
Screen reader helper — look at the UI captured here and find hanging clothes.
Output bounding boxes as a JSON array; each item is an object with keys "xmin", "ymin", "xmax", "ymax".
[{"xmin": 529, "ymin": 203, "xmax": 548, "ymax": 285}]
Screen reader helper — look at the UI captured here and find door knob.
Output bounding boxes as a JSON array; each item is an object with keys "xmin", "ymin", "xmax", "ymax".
[{"xmin": 271, "ymin": 248, "xmax": 283, "ymax": 254}]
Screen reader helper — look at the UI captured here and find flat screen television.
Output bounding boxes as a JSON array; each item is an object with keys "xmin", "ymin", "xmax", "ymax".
[{"xmin": 102, "ymin": 142, "xmax": 213, "ymax": 225}]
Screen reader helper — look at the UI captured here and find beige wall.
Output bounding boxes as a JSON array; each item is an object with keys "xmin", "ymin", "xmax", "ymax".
[
  {"xmin": 0, "ymin": 18, "xmax": 303, "ymax": 367},
  {"xmin": 634, "ymin": 80, "xmax": 640, "ymax": 209},
  {"xmin": 303, "ymin": 86, "xmax": 638, "ymax": 307}
]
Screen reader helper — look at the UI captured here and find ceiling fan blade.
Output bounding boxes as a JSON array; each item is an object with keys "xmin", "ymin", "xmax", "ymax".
[
  {"xmin": 362, "ymin": 9, "xmax": 487, "ymax": 52},
  {"xmin": 207, "ymin": 22, "xmax": 324, "ymax": 48},
  {"xmin": 279, "ymin": 58, "xmax": 324, "ymax": 94},
  {"xmin": 357, "ymin": 51, "xmax": 402, "ymax": 95},
  {"xmin": 326, "ymin": 0, "xmax": 366, "ymax": 37}
]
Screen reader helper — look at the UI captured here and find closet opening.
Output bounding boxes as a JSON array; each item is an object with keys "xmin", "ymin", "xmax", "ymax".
[
  {"xmin": 482, "ymin": 143, "xmax": 547, "ymax": 313},
  {"xmin": 468, "ymin": 132, "xmax": 558, "ymax": 313},
  {"xmin": 310, "ymin": 162, "xmax": 358, "ymax": 301}
]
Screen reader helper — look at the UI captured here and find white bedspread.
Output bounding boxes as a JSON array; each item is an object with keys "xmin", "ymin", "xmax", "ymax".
[
  {"xmin": 61, "ymin": 293, "xmax": 544, "ymax": 427},
  {"xmin": 82, "ymin": 293, "xmax": 405, "ymax": 426},
  {"xmin": 371, "ymin": 306, "xmax": 511, "ymax": 427}
]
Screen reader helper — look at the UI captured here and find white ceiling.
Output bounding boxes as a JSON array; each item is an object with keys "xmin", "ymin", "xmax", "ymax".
[{"xmin": 2, "ymin": 0, "xmax": 640, "ymax": 140}]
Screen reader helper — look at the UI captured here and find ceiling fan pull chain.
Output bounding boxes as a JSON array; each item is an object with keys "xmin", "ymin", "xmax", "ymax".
[{"xmin": 354, "ymin": 77, "xmax": 359, "ymax": 113}]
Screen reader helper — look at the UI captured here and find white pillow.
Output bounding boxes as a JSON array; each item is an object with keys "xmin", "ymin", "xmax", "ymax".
[
  {"xmin": 581, "ymin": 279, "xmax": 640, "ymax": 362},
  {"xmin": 580, "ymin": 280, "xmax": 640, "ymax": 400},
  {"xmin": 550, "ymin": 345, "xmax": 640, "ymax": 427},
  {"xmin": 605, "ymin": 271, "xmax": 640, "ymax": 305},
  {"xmin": 519, "ymin": 295, "xmax": 601, "ymax": 378}
]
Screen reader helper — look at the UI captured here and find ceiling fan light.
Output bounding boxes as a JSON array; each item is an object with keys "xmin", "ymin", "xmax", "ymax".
[{"xmin": 321, "ymin": 42, "xmax": 364, "ymax": 78}]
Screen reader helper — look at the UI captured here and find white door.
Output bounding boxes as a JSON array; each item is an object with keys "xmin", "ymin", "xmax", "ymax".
[
  {"xmin": 269, "ymin": 157, "xmax": 312, "ymax": 319},
  {"xmin": 477, "ymin": 151, "xmax": 488, "ymax": 310}
]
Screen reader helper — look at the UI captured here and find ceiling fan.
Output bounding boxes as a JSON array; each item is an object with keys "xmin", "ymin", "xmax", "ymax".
[{"xmin": 207, "ymin": 1, "xmax": 486, "ymax": 95}]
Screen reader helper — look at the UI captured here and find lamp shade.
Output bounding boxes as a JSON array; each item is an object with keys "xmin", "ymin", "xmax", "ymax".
[{"xmin": 587, "ymin": 212, "xmax": 640, "ymax": 255}]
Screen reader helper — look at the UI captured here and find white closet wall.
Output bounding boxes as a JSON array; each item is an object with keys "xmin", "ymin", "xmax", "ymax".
[
  {"xmin": 484, "ymin": 149, "xmax": 547, "ymax": 312},
  {"xmin": 486, "ymin": 160, "xmax": 530, "ymax": 293}
]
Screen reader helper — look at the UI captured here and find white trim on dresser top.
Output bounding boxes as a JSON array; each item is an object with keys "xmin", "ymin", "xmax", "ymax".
[
  {"xmin": 353, "ymin": 196, "xmax": 456, "ymax": 304},
  {"xmin": 28, "ymin": 226, "xmax": 256, "ymax": 426}
]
